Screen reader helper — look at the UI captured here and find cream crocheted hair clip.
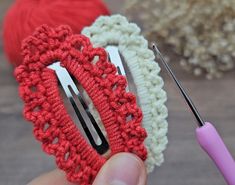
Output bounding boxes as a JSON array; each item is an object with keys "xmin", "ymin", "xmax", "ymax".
[{"xmin": 82, "ymin": 14, "xmax": 168, "ymax": 172}]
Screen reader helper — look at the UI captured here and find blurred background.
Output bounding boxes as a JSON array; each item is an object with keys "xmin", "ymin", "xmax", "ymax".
[{"xmin": 0, "ymin": 0, "xmax": 234, "ymax": 184}]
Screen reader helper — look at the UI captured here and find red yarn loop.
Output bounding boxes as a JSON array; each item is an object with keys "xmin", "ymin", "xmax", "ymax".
[
  {"xmin": 3, "ymin": 0, "xmax": 110, "ymax": 66},
  {"xmin": 15, "ymin": 25, "xmax": 147, "ymax": 185}
]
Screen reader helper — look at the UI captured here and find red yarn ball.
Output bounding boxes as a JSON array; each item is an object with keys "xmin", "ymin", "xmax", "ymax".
[{"xmin": 3, "ymin": 0, "xmax": 110, "ymax": 66}]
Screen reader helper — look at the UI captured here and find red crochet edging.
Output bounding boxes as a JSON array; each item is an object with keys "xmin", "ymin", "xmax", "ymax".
[{"xmin": 14, "ymin": 25, "xmax": 147, "ymax": 185}]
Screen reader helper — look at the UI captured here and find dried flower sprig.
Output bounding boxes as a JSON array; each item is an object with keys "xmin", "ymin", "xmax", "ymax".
[{"xmin": 124, "ymin": 0, "xmax": 235, "ymax": 79}]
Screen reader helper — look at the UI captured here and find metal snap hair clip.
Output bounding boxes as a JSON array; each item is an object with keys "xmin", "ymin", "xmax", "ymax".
[
  {"xmin": 82, "ymin": 14, "xmax": 168, "ymax": 172},
  {"xmin": 106, "ymin": 46, "xmax": 127, "ymax": 76},
  {"xmin": 106, "ymin": 45, "xmax": 136, "ymax": 93},
  {"xmin": 15, "ymin": 24, "xmax": 147, "ymax": 185},
  {"xmin": 48, "ymin": 62, "xmax": 109, "ymax": 155}
]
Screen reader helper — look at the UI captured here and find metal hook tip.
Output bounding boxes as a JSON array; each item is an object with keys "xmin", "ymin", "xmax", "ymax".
[{"xmin": 151, "ymin": 42, "xmax": 161, "ymax": 56}]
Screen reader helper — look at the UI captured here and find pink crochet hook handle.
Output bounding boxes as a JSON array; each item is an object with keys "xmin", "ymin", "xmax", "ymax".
[{"xmin": 196, "ymin": 122, "xmax": 235, "ymax": 185}]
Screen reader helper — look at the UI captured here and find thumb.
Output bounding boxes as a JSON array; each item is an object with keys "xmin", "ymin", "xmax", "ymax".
[{"xmin": 93, "ymin": 152, "xmax": 147, "ymax": 185}]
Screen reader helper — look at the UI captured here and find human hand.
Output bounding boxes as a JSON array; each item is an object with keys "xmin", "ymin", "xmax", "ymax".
[{"xmin": 27, "ymin": 153, "xmax": 147, "ymax": 185}]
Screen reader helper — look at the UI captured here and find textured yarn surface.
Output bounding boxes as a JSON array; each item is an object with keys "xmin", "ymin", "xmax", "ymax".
[
  {"xmin": 3, "ymin": 0, "xmax": 110, "ymax": 66},
  {"xmin": 14, "ymin": 25, "xmax": 147, "ymax": 185},
  {"xmin": 82, "ymin": 14, "xmax": 168, "ymax": 173}
]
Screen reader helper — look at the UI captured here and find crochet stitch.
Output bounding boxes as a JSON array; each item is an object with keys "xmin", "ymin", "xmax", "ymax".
[
  {"xmin": 14, "ymin": 25, "xmax": 147, "ymax": 185},
  {"xmin": 82, "ymin": 14, "xmax": 168, "ymax": 172}
]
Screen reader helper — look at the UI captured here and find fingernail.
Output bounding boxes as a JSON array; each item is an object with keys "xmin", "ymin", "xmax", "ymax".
[{"xmin": 93, "ymin": 153, "xmax": 145, "ymax": 185}]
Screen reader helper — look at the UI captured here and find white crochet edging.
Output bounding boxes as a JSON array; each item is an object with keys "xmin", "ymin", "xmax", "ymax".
[{"xmin": 82, "ymin": 14, "xmax": 168, "ymax": 173}]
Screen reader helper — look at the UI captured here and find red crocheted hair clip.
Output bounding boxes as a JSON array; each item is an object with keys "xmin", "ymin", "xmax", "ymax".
[{"xmin": 14, "ymin": 25, "xmax": 147, "ymax": 184}]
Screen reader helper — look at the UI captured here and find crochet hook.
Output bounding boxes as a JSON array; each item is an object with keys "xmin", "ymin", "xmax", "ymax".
[
  {"xmin": 48, "ymin": 62, "xmax": 109, "ymax": 155},
  {"xmin": 152, "ymin": 43, "xmax": 235, "ymax": 185}
]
